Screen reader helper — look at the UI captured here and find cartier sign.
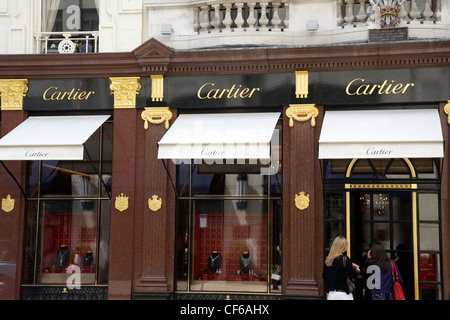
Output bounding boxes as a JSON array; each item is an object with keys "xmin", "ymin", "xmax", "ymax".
[
  {"xmin": 24, "ymin": 78, "xmax": 115, "ymax": 111},
  {"xmin": 43, "ymin": 86, "xmax": 95, "ymax": 101},
  {"xmin": 345, "ymin": 78, "xmax": 415, "ymax": 96},
  {"xmin": 197, "ymin": 83, "xmax": 260, "ymax": 100}
]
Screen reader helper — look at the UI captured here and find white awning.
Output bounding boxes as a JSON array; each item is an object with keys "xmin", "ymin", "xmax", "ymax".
[
  {"xmin": 318, "ymin": 109, "xmax": 444, "ymax": 159},
  {"xmin": 158, "ymin": 112, "xmax": 280, "ymax": 160},
  {"xmin": 0, "ymin": 115, "xmax": 110, "ymax": 160}
]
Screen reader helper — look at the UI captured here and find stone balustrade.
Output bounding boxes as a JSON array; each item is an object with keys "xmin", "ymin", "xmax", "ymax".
[
  {"xmin": 338, "ymin": 0, "xmax": 442, "ymax": 27},
  {"xmin": 193, "ymin": 1, "xmax": 289, "ymax": 33}
]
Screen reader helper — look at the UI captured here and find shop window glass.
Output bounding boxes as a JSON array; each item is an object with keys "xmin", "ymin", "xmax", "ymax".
[
  {"xmin": 419, "ymin": 194, "xmax": 439, "ymax": 221},
  {"xmin": 419, "ymin": 223, "xmax": 440, "ymax": 251},
  {"xmin": 23, "ymin": 121, "xmax": 112, "ymax": 287},
  {"xmin": 420, "ymin": 254, "xmax": 442, "ymax": 300},
  {"xmin": 191, "ymin": 199, "xmax": 271, "ymax": 293},
  {"xmin": 176, "ymin": 119, "xmax": 282, "ymax": 294},
  {"xmin": 177, "ymin": 172, "xmax": 282, "ymax": 294}
]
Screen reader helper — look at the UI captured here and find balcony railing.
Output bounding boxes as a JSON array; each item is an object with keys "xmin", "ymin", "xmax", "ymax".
[
  {"xmin": 34, "ymin": 31, "xmax": 99, "ymax": 54},
  {"xmin": 338, "ymin": 0, "xmax": 442, "ymax": 27},
  {"xmin": 194, "ymin": 1, "xmax": 289, "ymax": 33}
]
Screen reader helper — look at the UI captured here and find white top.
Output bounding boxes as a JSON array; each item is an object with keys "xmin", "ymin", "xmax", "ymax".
[
  {"xmin": 0, "ymin": 115, "xmax": 110, "ymax": 160},
  {"xmin": 318, "ymin": 109, "xmax": 443, "ymax": 159},
  {"xmin": 158, "ymin": 112, "xmax": 280, "ymax": 161}
]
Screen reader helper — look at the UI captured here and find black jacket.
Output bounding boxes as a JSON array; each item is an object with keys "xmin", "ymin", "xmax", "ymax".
[{"xmin": 322, "ymin": 254, "xmax": 358, "ymax": 294}]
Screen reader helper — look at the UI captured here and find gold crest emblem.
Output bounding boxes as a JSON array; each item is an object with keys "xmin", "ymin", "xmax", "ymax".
[
  {"xmin": 2, "ymin": 194, "xmax": 15, "ymax": 213},
  {"xmin": 148, "ymin": 195, "xmax": 162, "ymax": 212},
  {"xmin": 295, "ymin": 192, "xmax": 310, "ymax": 211},
  {"xmin": 115, "ymin": 193, "xmax": 129, "ymax": 212}
]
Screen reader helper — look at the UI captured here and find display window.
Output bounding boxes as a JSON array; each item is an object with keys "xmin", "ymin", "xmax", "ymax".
[
  {"xmin": 22, "ymin": 121, "xmax": 112, "ymax": 287},
  {"xmin": 175, "ymin": 120, "xmax": 282, "ymax": 294}
]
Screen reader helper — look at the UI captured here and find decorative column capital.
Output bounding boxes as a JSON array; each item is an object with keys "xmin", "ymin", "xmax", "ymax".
[
  {"xmin": 110, "ymin": 77, "xmax": 141, "ymax": 109},
  {"xmin": 444, "ymin": 100, "xmax": 450, "ymax": 124},
  {"xmin": 0, "ymin": 79, "xmax": 28, "ymax": 111},
  {"xmin": 286, "ymin": 104, "xmax": 319, "ymax": 127},
  {"xmin": 141, "ymin": 107, "xmax": 173, "ymax": 130}
]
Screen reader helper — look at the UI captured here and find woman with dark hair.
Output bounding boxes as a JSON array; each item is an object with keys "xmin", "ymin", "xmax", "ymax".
[{"xmin": 363, "ymin": 242, "xmax": 403, "ymax": 300}]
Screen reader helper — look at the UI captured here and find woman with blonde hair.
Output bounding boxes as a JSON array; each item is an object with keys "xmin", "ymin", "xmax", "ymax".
[{"xmin": 322, "ymin": 236, "xmax": 360, "ymax": 300}]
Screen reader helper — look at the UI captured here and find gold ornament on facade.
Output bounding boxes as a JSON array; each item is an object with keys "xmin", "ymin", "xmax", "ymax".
[
  {"xmin": 286, "ymin": 104, "xmax": 319, "ymax": 127},
  {"xmin": 0, "ymin": 79, "xmax": 28, "ymax": 110},
  {"xmin": 444, "ymin": 100, "xmax": 450, "ymax": 124},
  {"xmin": 151, "ymin": 75, "xmax": 164, "ymax": 102},
  {"xmin": 115, "ymin": 193, "xmax": 129, "ymax": 212},
  {"xmin": 295, "ymin": 71, "xmax": 308, "ymax": 98},
  {"xmin": 148, "ymin": 195, "xmax": 162, "ymax": 212},
  {"xmin": 295, "ymin": 191, "xmax": 310, "ymax": 211},
  {"xmin": 141, "ymin": 107, "xmax": 173, "ymax": 130},
  {"xmin": 1, "ymin": 194, "xmax": 15, "ymax": 213},
  {"xmin": 109, "ymin": 77, "xmax": 141, "ymax": 108}
]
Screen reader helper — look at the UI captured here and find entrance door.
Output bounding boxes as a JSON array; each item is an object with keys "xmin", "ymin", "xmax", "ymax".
[{"xmin": 350, "ymin": 190, "xmax": 415, "ymax": 300}]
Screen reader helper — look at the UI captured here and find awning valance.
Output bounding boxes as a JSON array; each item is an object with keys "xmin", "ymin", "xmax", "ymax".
[
  {"xmin": 158, "ymin": 112, "xmax": 280, "ymax": 160},
  {"xmin": 0, "ymin": 115, "xmax": 110, "ymax": 160},
  {"xmin": 318, "ymin": 109, "xmax": 444, "ymax": 159}
]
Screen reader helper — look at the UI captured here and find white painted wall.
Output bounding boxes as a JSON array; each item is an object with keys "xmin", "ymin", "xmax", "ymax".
[{"xmin": 0, "ymin": 0, "xmax": 448, "ymax": 54}]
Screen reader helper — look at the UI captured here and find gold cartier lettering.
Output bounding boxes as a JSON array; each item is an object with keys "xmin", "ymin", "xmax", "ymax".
[
  {"xmin": 43, "ymin": 86, "xmax": 95, "ymax": 101},
  {"xmin": 345, "ymin": 78, "xmax": 414, "ymax": 96},
  {"xmin": 197, "ymin": 83, "xmax": 260, "ymax": 100}
]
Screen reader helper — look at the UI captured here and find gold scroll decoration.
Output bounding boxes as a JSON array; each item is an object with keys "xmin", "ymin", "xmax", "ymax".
[
  {"xmin": 294, "ymin": 191, "xmax": 310, "ymax": 211},
  {"xmin": 151, "ymin": 75, "xmax": 164, "ymax": 102},
  {"xmin": 115, "ymin": 193, "xmax": 129, "ymax": 212},
  {"xmin": 141, "ymin": 107, "xmax": 172, "ymax": 130},
  {"xmin": 148, "ymin": 195, "xmax": 162, "ymax": 212},
  {"xmin": 110, "ymin": 77, "xmax": 141, "ymax": 109},
  {"xmin": 0, "ymin": 79, "xmax": 28, "ymax": 110},
  {"xmin": 444, "ymin": 100, "xmax": 450, "ymax": 124},
  {"xmin": 286, "ymin": 104, "xmax": 319, "ymax": 127},
  {"xmin": 1, "ymin": 194, "xmax": 15, "ymax": 213},
  {"xmin": 295, "ymin": 71, "xmax": 308, "ymax": 99}
]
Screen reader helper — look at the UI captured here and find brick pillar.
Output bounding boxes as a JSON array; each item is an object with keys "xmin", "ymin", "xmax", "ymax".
[
  {"xmin": 283, "ymin": 104, "xmax": 320, "ymax": 297},
  {"xmin": 108, "ymin": 77, "xmax": 141, "ymax": 299},
  {"xmin": 0, "ymin": 79, "xmax": 28, "ymax": 300},
  {"xmin": 132, "ymin": 106, "xmax": 176, "ymax": 299}
]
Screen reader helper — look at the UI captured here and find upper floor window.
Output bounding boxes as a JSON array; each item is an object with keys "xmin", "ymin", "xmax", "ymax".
[
  {"xmin": 40, "ymin": 0, "xmax": 99, "ymax": 53},
  {"xmin": 42, "ymin": 0, "xmax": 99, "ymax": 33}
]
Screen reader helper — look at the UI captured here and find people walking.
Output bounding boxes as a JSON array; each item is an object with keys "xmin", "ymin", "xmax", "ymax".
[
  {"xmin": 322, "ymin": 236, "xmax": 360, "ymax": 300},
  {"xmin": 363, "ymin": 241, "xmax": 403, "ymax": 300}
]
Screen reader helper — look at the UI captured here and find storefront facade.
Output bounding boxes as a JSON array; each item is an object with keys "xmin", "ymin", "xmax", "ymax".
[{"xmin": 0, "ymin": 39, "xmax": 449, "ymax": 300}]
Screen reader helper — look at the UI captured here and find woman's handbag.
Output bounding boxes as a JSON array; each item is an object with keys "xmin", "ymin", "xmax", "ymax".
[
  {"xmin": 342, "ymin": 256, "xmax": 355, "ymax": 293},
  {"xmin": 391, "ymin": 260, "xmax": 405, "ymax": 300}
]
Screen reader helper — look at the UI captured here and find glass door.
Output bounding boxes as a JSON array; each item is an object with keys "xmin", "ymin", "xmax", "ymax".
[{"xmin": 350, "ymin": 190, "xmax": 415, "ymax": 300}]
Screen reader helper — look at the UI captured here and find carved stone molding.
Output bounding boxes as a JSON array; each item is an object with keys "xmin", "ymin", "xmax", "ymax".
[
  {"xmin": 141, "ymin": 107, "xmax": 173, "ymax": 130},
  {"xmin": 295, "ymin": 71, "xmax": 308, "ymax": 98},
  {"xmin": 444, "ymin": 100, "xmax": 450, "ymax": 124},
  {"xmin": 286, "ymin": 104, "xmax": 319, "ymax": 127},
  {"xmin": 0, "ymin": 79, "xmax": 28, "ymax": 110},
  {"xmin": 110, "ymin": 77, "xmax": 142, "ymax": 108},
  {"xmin": 151, "ymin": 75, "xmax": 164, "ymax": 101},
  {"xmin": 133, "ymin": 38, "xmax": 173, "ymax": 74}
]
